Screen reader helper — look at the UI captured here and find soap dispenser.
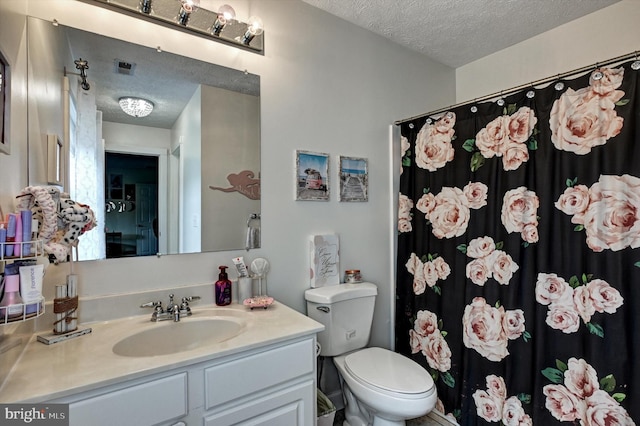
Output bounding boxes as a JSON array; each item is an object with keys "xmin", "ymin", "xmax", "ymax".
[{"xmin": 215, "ymin": 266, "xmax": 232, "ymax": 306}]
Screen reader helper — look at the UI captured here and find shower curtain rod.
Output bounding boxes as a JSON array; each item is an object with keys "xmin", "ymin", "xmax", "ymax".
[{"xmin": 394, "ymin": 50, "xmax": 639, "ymax": 126}]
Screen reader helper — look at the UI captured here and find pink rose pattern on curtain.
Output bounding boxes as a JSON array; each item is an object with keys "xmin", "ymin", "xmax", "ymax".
[{"xmin": 396, "ymin": 61, "xmax": 639, "ymax": 425}]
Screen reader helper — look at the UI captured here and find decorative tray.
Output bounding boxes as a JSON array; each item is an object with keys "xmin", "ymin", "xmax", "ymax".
[{"xmin": 243, "ymin": 296, "xmax": 274, "ymax": 310}]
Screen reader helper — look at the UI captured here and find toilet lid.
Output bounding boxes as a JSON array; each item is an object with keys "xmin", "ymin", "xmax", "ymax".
[{"xmin": 344, "ymin": 347, "xmax": 434, "ymax": 394}]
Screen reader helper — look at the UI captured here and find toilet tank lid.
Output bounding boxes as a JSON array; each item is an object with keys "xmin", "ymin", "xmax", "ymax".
[{"xmin": 304, "ymin": 282, "xmax": 377, "ymax": 304}]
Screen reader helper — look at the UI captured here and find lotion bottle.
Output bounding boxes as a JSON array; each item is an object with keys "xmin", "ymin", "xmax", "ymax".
[
  {"xmin": 215, "ymin": 266, "xmax": 232, "ymax": 306},
  {"xmin": 0, "ymin": 264, "xmax": 24, "ymax": 321}
]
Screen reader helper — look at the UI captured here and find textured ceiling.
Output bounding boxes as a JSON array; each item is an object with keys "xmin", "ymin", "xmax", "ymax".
[
  {"xmin": 64, "ymin": 25, "xmax": 259, "ymax": 129},
  {"xmin": 300, "ymin": 0, "xmax": 621, "ymax": 68}
]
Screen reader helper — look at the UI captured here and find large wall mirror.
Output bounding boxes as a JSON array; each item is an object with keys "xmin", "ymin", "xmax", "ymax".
[{"xmin": 27, "ymin": 16, "xmax": 261, "ymax": 261}]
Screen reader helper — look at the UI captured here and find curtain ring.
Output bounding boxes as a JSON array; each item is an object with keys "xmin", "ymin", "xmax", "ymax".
[
  {"xmin": 632, "ymin": 52, "xmax": 640, "ymax": 71},
  {"xmin": 554, "ymin": 74, "xmax": 565, "ymax": 91},
  {"xmin": 526, "ymin": 85, "xmax": 535, "ymax": 99}
]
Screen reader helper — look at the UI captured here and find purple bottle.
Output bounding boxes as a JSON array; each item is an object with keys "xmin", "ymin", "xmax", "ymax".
[{"xmin": 215, "ymin": 266, "xmax": 232, "ymax": 306}]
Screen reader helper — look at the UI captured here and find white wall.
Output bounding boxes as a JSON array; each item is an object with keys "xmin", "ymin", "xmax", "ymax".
[
  {"xmin": 173, "ymin": 86, "xmax": 202, "ymax": 253},
  {"xmin": 8, "ymin": 0, "xmax": 455, "ymax": 350},
  {"xmin": 200, "ymin": 85, "xmax": 260, "ymax": 252},
  {"xmin": 456, "ymin": 0, "xmax": 640, "ymax": 102},
  {"xmin": 0, "ymin": 1, "xmax": 28, "ymax": 205},
  {"xmin": 23, "ymin": 13, "xmax": 68, "ymax": 187},
  {"xmin": 103, "ymin": 121, "xmax": 172, "ymax": 152}
]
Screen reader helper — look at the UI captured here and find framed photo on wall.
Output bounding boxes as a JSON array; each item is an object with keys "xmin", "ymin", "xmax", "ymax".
[
  {"xmin": 339, "ymin": 156, "xmax": 368, "ymax": 202},
  {"xmin": 296, "ymin": 150, "xmax": 330, "ymax": 201}
]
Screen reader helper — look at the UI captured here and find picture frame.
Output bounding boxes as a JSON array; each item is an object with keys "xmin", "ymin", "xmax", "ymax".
[
  {"xmin": 339, "ymin": 156, "xmax": 368, "ymax": 202},
  {"xmin": 296, "ymin": 150, "xmax": 330, "ymax": 201},
  {"xmin": 47, "ymin": 134, "xmax": 64, "ymax": 186}
]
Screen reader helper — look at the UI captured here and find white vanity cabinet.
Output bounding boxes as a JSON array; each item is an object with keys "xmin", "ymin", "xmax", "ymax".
[{"xmin": 48, "ymin": 336, "xmax": 317, "ymax": 426}]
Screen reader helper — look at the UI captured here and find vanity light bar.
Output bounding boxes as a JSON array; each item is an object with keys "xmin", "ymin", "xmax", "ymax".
[{"xmin": 81, "ymin": 0, "xmax": 264, "ymax": 54}]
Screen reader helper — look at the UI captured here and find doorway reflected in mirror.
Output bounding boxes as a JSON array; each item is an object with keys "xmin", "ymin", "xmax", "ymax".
[{"xmin": 105, "ymin": 153, "xmax": 158, "ymax": 258}]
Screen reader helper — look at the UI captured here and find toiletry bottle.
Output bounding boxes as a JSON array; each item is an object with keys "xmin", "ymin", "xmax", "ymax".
[
  {"xmin": 21, "ymin": 210, "xmax": 32, "ymax": 256},
  {"xmin": 13, "ymin": 212, "xmax": 22, "ymax": 257},
  {"xmin": 215, "ymin": 266, "xmax": 232, "ymax": 306},
  {"xmin": 0, "ymin": 264, "xmax": 24, "ymax": 321},
  {"xmin": 0, "ymin": 224, "xmax": 6, "ymax": 258},
  {"xmin": 5, "ymin": 214, "xmax": 16, "ymax": 257}
]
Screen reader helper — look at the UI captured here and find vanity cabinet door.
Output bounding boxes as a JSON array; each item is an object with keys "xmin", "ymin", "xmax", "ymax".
[
  {"xmin": 67, "ymin": 373, "xmax": 188, "ymax": 426},
  {"xmin": 203, "ymin": 380, "xmax": 315, "ymax": 426}
]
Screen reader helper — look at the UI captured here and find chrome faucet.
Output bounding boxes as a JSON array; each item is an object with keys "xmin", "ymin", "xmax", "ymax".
[
  {"xmin": 166, "ymin": 294, "xmax": 181, "ymax": 322},
  {"xmin": 141, "ymin": 294, "xmax": 201, "ymax": 322}
]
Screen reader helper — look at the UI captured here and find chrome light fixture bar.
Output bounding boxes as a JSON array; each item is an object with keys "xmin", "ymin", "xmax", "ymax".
[{"xmin": 83, "ymin": 0, "xmax": 264, "ymax": 54}]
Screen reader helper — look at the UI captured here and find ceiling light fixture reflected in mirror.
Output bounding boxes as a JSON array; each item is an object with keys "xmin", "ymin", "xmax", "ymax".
[{"xmin": 119, "ymin": 97, "xmax": 154, "ymax": 117}]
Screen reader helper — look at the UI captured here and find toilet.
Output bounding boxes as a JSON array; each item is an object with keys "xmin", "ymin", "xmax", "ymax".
[{"xmin": 305, "ymin": 282, "xmax": 437, "ymax": 426}]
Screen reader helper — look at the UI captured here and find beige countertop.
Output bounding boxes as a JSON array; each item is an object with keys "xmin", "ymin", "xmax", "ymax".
[{"xmin": 0, "ymin": 301, "xmax": 324, "ymax": 403}]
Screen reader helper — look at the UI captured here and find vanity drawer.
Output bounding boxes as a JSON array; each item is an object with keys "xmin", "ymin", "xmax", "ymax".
[
  {"xmin": 204, "ymin": 379, "xmax": 315, "ymax": 426},
  {"xmin": 69, "ymin": 373, "xmax": 188, "ymax": 426},
  {"xmin": 204, "ymin": 339, "xmax": 314, "ymax": 410}
]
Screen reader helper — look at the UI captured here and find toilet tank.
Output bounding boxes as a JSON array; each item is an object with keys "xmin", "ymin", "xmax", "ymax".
[{"xmin": 304, "ymin": 282, "xmax": 377, "ymax": 357}]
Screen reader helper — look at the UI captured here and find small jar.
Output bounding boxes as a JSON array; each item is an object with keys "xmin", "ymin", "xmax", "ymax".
[{"xmin": 344, "ymin": 270, "xmax": 362, "ymax": 283}]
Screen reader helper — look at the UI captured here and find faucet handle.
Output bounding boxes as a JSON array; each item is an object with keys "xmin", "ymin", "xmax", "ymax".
[
  {"xmin": 179, "ymin": 296, "xmax": 200, "ymax": 317},
  {"xmin": 141, "ymin": 301, "xmax": 162, "ymax": 309}
]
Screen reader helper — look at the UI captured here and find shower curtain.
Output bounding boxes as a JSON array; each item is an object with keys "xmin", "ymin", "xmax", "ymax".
[{"xmin": 395, "ymin": 59, "xmax": 639, "ymax": 425}]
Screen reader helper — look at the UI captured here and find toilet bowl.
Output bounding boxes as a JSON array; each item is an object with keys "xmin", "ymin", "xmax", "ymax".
[{"xmin": 334, "ymin": 347, "xmax": 437, "ymax": 426}]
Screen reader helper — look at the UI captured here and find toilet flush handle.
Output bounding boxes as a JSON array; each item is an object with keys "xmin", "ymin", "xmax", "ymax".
[{"xmin": 316, "ymin": 306, "xmax": 330, "ymax": 313}]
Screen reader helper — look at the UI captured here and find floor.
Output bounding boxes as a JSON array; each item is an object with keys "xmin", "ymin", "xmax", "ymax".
[{"xmin": 331, "ymin": 409, "xmax": 457, "ymax": 425}]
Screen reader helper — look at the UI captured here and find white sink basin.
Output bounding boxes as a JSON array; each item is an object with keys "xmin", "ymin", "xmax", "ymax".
[{"xmin": 112, "ymin": 317, "xmax": 245, "ymax": 357}]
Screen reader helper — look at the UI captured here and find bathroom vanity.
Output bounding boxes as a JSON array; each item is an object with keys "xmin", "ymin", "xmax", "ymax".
[{"xmin": 0, "ymin": 302, "xmax": 324, "ymax": 426}]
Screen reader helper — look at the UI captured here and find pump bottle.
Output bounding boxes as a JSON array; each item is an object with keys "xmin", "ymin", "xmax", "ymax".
[{"xmin": 215, "ymin": 266, "xmax": 232, "ymax": 306}]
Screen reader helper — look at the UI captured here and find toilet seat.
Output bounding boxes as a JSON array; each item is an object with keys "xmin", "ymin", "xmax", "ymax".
[{"xmin": 344, "ymin": 347, "xmax": 435, "ymax": 397}]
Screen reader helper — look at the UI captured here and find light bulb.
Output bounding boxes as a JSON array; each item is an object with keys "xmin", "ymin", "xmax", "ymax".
[
  {"xmin": 180, "ymin": 0, "xmax": 199, "ymax": 11},
  {"xmin": 218, "ymin": 4, "xmax": 235, "ymax": 21},
  {"xmin": 212, "ymin": 4, "xmax": 235, "ymax": 35},
  {"xmin": 241, "ymin": 16, "xmax": 263, "ymax": 45},
  {"xmin": 246, "ymin": 16, "xmax": 264, "ymax": 36}
]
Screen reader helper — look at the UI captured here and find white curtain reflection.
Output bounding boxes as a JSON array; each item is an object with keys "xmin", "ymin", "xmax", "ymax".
[{"xmin": 69, "ymin": 82, "xmax": 106, "ymax": 260}]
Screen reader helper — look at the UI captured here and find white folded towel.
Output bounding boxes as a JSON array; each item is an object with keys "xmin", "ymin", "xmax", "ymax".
[{"xmin": 246, "ymin": 225, "xmax": 260, "ymax": 250}]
